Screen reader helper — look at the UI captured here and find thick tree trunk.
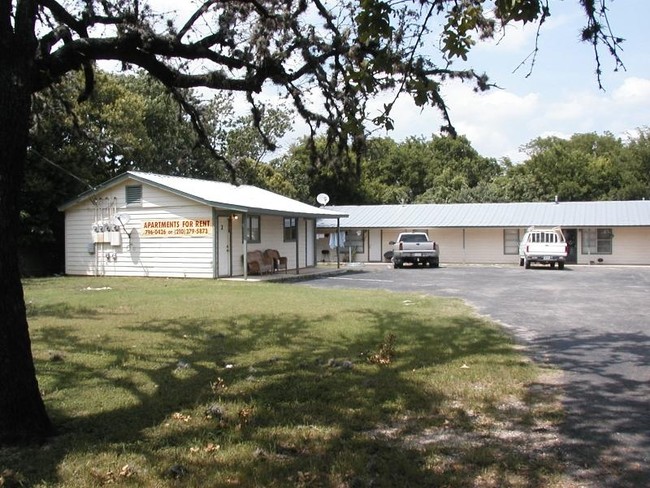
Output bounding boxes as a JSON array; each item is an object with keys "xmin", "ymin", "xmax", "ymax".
[{"xmin": 0, "ymin": 54, "xmax": 53, "ymax": 443}]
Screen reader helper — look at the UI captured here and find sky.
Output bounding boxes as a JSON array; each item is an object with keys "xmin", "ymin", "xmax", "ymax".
[
  {"xmin": 378, "ymin": 0, "xmax": 650, "ymax": 162},
  {"xmin": 153, "ymin": 0, "xmax": 650, "ymax": 163}
]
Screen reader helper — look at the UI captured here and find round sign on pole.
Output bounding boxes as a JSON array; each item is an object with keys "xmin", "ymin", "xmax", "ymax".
[{"xmin": 316, "ymin": 193, "xmax": 330, "ymax": 206}]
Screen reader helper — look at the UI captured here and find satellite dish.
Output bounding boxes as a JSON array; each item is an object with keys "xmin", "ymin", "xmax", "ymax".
[
  {"xmin": 114, "ymin": 213, "xmax": 133, "ymax": 239},
  {"xmin": 115, "ymin": 213, "xmax": 131, "ymax": 225},
  {"xmin": 316, "ymin": 193, "xmax": 330, "ymax": 206}
]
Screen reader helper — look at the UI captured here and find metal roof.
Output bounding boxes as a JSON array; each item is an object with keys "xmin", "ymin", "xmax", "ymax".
[
  {"xmin": 317, "ymin": 201, "xmax": 650, "ymax": 229},
  {"xmin": 60, "ymin": 171, "xmax": 348, "ymax": 219}
]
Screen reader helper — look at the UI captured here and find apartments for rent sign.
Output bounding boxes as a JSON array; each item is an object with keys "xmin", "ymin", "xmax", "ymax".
[{"xmin": 142, "ymin": 219, "xmax": 212, "ymax": 237}]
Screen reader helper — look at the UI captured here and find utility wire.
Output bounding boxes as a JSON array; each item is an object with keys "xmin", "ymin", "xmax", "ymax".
[{"xmin": 30, "ymin": 148, "xmax": 95, "ymax": 192}]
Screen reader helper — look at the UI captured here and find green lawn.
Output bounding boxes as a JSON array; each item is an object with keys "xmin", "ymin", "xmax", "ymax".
[{"xmin": 2, "ymin": 276, "xmax": 569, "ymax": 487}]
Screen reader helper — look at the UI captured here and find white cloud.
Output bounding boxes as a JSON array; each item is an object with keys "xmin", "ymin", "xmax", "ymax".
[
  {"xmin": 543, "ymin": 91, "xmax": 603, "ymax": 125},
  {"xmin": 371, "ymin": 71, "xmax": 650, "ymax": 164},
  {"xmin": 612, "ymin": 77, "xmax": 650, "ymax": 104},
  {"xmin": 479, "ymin": 23, "xmax": 536, "ymax": 54},
  {"xmin": 446, "ymin": 83, "xmax": 539, "ymax": 120},
  {"xmin": 371, "ymin": 81, "xmax": 541, "ymax": 161}
]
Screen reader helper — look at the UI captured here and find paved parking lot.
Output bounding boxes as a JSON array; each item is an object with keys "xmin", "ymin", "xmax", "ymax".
[{"xmin": 300, "ymin": 264, "xmax": 650, "ymax": 486}]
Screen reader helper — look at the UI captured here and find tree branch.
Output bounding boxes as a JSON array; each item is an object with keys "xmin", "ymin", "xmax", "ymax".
[
  {"xmin": 176, "ymin": 0, "xmax": 218, "ymax": 41},
  {"xmin": 167, "ymin": 86, "xmax": 237, "ymax": 183}
]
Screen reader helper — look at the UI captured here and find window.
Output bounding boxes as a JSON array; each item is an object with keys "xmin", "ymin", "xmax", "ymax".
[
  {"xmin": 125, "ymin": 185, "xmax": 142, "ymax": 206},
  {"xmin": 581, "ymin": 228, "xmax": 613, "ymax": 254},
  {"xmin": 400, "ymin": 234, "xmax": 428, "ymax": 243},
  {"xmin": 283, "ymin": 217, "xmax": 297, "ymax": 242},
  {"xmin": 245, "ymin": 215, "xmax": 261, "ymax": 243},
  {"xmin": 346, "ymin": 230, "xmax": 365, "ymax": 253},
  {"xmin": 503, "ymin": 229, "xmax": 520, "ymax": 255}
]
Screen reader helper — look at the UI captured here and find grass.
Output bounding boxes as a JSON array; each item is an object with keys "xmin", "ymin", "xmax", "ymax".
[{"xmin": 1, "ymin": 276, "xmax": 570, "ymax": 487}]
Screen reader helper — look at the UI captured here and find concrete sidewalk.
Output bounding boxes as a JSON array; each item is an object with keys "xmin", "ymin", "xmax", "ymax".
[{"xmin": 223, "ymin": 263, "xmax": 365, "ymax": 282}]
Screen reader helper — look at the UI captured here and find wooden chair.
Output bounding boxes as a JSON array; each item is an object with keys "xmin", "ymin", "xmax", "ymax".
[{"xmin": 264, "ymin": 249, "xmax": 288, "ymax": 273}]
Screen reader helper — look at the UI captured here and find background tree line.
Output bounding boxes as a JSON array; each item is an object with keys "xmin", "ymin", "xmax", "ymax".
[
  {"xmin": 22, "ymin": 70, "xmax": 650, "ymax": 274},
  {"xmin": 281, "ymin": 129, "xmax": 650, "ymax": 205}
]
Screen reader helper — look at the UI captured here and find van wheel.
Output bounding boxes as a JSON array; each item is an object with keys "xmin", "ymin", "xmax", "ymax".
[
  {"xmin": 524, "ymin": 259, "xmax": 531, "ymax": 269},
  {"xmin": 558, "ymin": 262, "xmax": 565, "ymax": 270}
]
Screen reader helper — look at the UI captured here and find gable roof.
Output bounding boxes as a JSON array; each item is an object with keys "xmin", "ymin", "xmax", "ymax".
[
  {"xmin": 317, "ymin": 201, "xmax": 650, "ymax": 229},
  {"xmin": 60, "ymin": 171, "xmax": 347, "ymax": 219}
]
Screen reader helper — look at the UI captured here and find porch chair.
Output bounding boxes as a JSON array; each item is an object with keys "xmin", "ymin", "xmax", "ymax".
[
  {"xmin": 264, "ymin": 249, "xmax": 288, "ymax": 273},
  {"xmin": 246, "ymin": 250, "xmax": 274, "ymax": 275}
]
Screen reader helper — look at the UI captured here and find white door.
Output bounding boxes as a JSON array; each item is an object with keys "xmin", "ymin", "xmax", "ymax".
[
  {"xmin": 218, "ymin": 216, "xmax": 231, "ymax": 277},
  {"xmin": 369, "ymin": 229, "xmax": 382, "ymax": 262}
]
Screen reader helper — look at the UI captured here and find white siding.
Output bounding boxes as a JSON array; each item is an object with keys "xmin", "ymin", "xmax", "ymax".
[
  {"xmin": 65, "ymin": 178, "xmax": 323, "ymax": 278},
  {"xmin": 430, "ymin": 229, "xmax": 464, "ymax": 264},
  {"xmin": 65, "ymin": 182, "xmax": 214, "ymax": 278},
  {"xmin": 462, "ymin": 228, "xmax": 516, "ymax": 264},
  {"xmin": 577, "ymin": 227, "xmax": 650, "ymax": 265},
  {"xmin": 316, "ymin": 225, "xmax": 650, "ymax": 265}
]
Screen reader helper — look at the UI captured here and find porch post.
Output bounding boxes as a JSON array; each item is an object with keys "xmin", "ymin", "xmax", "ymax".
[
  {"xmin": 242, "ymin": 214, "xmax": 248, "ymax": 280},
  {"xmin": 295, "ymin": 217, "xmax": 300, "ymax": 275},
  {"xmin": 336, "ymin": 218, "xmax": 341, "ymax": 269},
  {"xmin": 212, "ymin": 208, "xmax": 218, "ymax": 279}
]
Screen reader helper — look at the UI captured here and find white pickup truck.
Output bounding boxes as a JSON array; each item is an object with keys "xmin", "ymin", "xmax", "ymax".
[
  {"xmin": 389, "ymin": 232, "xmax": 440, "ymax": 268},
  {"xmin": 519, "ymin": 226, "xmax": 568, "ymax": 270}
]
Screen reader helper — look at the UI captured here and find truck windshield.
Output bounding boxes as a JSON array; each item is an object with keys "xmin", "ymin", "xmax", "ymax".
[{"xmin": 400, "ymin": 234, "xmax": 428, "ymax": 243}]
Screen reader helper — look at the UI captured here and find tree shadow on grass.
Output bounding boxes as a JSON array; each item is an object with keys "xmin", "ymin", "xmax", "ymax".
[
  {"xmin": 5, "ymin": 309, "xmax": 566, "ymax": 487},
  {"xmin": 25, "ymin": 301, "xmax": 102, "ymax": 319}
]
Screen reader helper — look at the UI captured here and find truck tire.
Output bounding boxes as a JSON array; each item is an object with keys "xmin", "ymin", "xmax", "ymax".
[
  {"xmin": 393, "ymin": 260, "xmax": 402, "ymax": 269},
  {"xmin": 558, "ymin": 262, "xmax": 565, "ymax": 270},
  {"xmin": 524, "ymin": 258, "xmax": 531, "ymax": 269},
  {"xmin": 519, "ymin": 258, "xmax": 524, "ymax": 267}
]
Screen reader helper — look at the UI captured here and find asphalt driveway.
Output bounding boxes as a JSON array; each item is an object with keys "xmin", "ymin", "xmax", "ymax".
[{"xmin": 299, "ymin": 264, "xmax": 650, "ymax": 487}]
